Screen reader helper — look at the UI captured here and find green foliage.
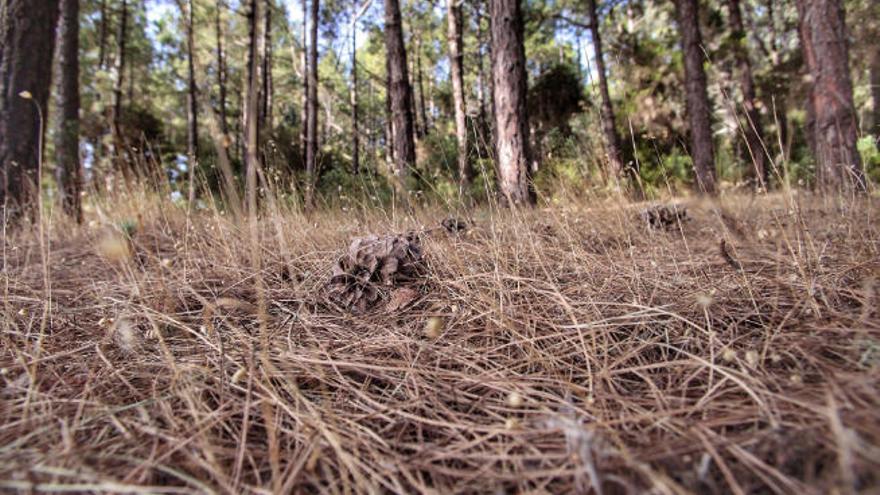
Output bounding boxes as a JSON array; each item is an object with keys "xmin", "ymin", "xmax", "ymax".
[{"xmin": 858, "ymin": 136, "xmax": 880, "ymax": 183}]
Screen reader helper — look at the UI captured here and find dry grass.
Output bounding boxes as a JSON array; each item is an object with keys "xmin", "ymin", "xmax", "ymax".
[{"xmin": 2, "ymin": 190, "xmax": 879, "ymax": 494}]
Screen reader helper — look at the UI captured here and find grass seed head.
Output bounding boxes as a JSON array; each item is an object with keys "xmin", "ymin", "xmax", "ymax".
[
  {"xmin": 508, "ymin": 391, "xmax": 524, "ymax": 408},
  {"xmin": 424, "ymin": 317, "xmax": 444, "ymax": 339},
  {"xmin": 721, "ymin": 348, "xmax": 737, "ymax": 362}
]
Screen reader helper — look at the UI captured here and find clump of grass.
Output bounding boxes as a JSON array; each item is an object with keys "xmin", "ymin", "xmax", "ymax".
[{"xmin": 1, "ymin": 189, "xmax": 878, "ymax": 493}]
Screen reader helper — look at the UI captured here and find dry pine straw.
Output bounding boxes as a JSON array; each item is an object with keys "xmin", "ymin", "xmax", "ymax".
[{"xmin": 1, "ymin": 192, "xmax": 879, "ymax": 494}]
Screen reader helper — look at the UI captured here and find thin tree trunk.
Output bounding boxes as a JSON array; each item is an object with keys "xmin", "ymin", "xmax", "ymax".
[
  {"xmin": 586, "ymin": 0, "xmax": 630, "ymax": 191},
  {"xmin": 726, "ymin": 0, "xmax": 768, "ymax": 188},
  {"xmin": 55, "ymin": 0, "xmax": 83, "ymax": 222},
  {"xmin": 796, "ymin": 0, "xmax": 863, "ymax": 191},
  {"xmin": 260, "ymin": 0, "xmax": 273, "ymax": 133},
  {"xmin": 300, "ymin": 0, "xmax": 308, "ymax": 168},
  {"xmin": 674, "ymin": 0, "xmax": 717, "ymax": 194},
  {"xmin": 384, "ymin": 0, "xmax": 417, "ymax": 186},
  {"xmin": 112, "ymin": 0, "xmax": 130, "ymax": 180},
  {"xmin": 415, "ymin": 34, "xmax": 429, "ymax": 135},
  {"xmin": 384, "ymin": 57, "xmax": 395, "ymax": 166},
  {"xmin": 180, "ymin": 0, "xmax": 199, "ymax": 204},
  {"xmin": 490, "ymin": 0, "xmax": 533, "ymax": 205},
  {"xmin": 351, "ymin": 1, "xmax": 360, "ymax": 175},
  {"xmin": 215, "ymin": 0, "xmax": 229, "ymax": 137},
  {"xmin": 475, "ymin": 0, "xmax": 488, "ymax": 127},
  {"xmin": 447, "ymin": 0, "xmax": 471, "ymax": 192},
  {"xmin": 305, "ymin": 0, "xmax": 319, "ymax": 205},
  {"xmin": 244, "ymin": 0, "xmax": 264, "ymax": 214},
  {"xmin": 871, "ymin": 47, "xmax": 880, "ymax": 137},
  {"xmin": 98, "ymin": 0, "xmax": 108, "ymax": 69},
  {"xmin": 0, "ymin": 0, "xmax": 60, "ymax": 223}
]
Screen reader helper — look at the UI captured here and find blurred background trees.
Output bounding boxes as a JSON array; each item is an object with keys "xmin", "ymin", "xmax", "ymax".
[{"xmin": 1, "ymin": 0, "xmax": 877, "ymax": 222}]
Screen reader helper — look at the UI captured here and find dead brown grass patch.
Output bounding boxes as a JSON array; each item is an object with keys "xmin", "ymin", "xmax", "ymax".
[{"xmin": 2, "ymin": 191, "xmax": 879, "ymax": 493}]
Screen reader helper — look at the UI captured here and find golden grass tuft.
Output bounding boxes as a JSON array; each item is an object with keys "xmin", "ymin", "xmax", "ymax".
[{"xmin": 1, "ymin": 190, "xmax": 879, "ymax": 493}]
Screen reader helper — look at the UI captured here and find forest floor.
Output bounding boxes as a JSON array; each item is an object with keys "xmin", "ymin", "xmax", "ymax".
[{"xmin": 2, "ymin": 191, "xmax": 879, "ymax": 494}]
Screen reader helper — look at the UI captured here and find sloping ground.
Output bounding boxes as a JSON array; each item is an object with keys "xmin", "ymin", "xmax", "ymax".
[{"xmin": 2, "ymin": 192, "xmax": 879, "ymax": 494}]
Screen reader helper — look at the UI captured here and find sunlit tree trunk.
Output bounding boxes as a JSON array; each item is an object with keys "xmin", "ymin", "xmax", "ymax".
[
  {"xmin": 490, "ymin": 0, "xmax": 533, "ymax": 205},
  {"xmin": 305, "ymin": 0, "xmax": 320, "ymax": 205},
  {"xmin": 674, "ymin": 0, "xmax": 717, "ymax": 194},
  {"xmin": 0, "ymin": 0, "xmax": 60, "ymax": 223},
  {"xmin": 447, "ymin": 0, "xmax": 471, "ymax": 192},
  {"xmin": 55, "ymin": 0, "xmax": 83, "ymax": 222},
  {"xmin": 796, "ymin": 0, "xmax": 863, "ymax": 191},
  {"xmin": 384, "ymin": 0, "xmax": 417, "ymax": 187},
  {"xmin": 726, "ymin": 0, "xmax": 768, "ymax": 188}
]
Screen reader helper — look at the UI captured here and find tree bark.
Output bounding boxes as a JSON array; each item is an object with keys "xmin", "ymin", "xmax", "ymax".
[
  {"xmin": 447, "ymin": 0, "xmax": 471, "ymax": 192},
  {"xmin": 384, "ymin": 0, "xmax": 417, "ymax": 186},
  {"xmin": 490, "ymin": 0, "xmax": 533, "ymax": 205},
  {"xmin": 726, "ymin": 0, "xmax": 768, "ymax": 188},
  {"xmin": 796, "ymin": 0, "xmax": 863, "ymax": 191},
  {"xmin": 55, "ymin": 0, "xmax": 83, "ymax": 222},
  {"xmin": 0, "ymin": 0, "xmax": 60, "ymax": 223},
  {"xmin": 586, "ymin": 0, "xmax": 631, "ymax": 191},
  {"xmin": 244, "ymin": 0, "xmax": 264, "ymax": 213},
  {"xmin": 215, "ymin": 0, "xmax": 229, "ymax": 138},
  {"xmin": 305, "ymin": 0, "xmax": 320, "ymax": 205},
  {"xmin": 674, "ymin": 0, "xmax": 717, "ymax": 194}
]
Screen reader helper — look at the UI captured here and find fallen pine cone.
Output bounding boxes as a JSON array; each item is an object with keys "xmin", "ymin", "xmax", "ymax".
[
  {"xmin": 325, "ymin": 232, "xmax": 424, "ymax": 313},
  {"xmin": 640, "ymin": 204, "xmax": 688, "ymax": 229}
]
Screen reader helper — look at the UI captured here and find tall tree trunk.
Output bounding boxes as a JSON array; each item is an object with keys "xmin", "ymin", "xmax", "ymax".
[
  {"xmin": 726, "ymin": 0, "xmax": 768, "ymax": 188},
  {"xmin": 490, "ymin": 0, "xmax": 533, "ymax": 205},
  {"xmin": 871, "ymin": 46, "xmax": 880, "ymax": 137},
  {"xmin": 180, "ymin": 0, "xmax": 199, "ymax": 204},
  {"xmin": 215, "ymin": 0, "xmax": 229, "ymax": 138},
  {"xmin": 305, "ymin": 0, "xmax": 319, "ymax": 205},
  {"xmin": 260, "ymin": 0, "xmax": 273, "ymax": 134},
  {"xmin": 244, "ymin": 0, "xmax": 264, "ymax": 213},
  {"xmin": 350, "ymin": 1, "xmax": 360, "ymax": 175},
  {"xmin": 674, "ymin": 0, "xmax": 717, "ymax": 194},
  {"xmin": 796, "ymin": 0, "xmax": 863, "ymax": 191},
  {"xmin": 475, "ymin": 0, "xmax": 488, "ymax": 128},
  {"xmin": 586, "ymin": 0, "xmax": 630, "ymax": 191},
  {"xmin": 447, "ymin": 0, "xmax": 471, "ymax": 192},
  {"xmin": 300, "ymin": 0, "xmax": 308, "ymax": 169},
  {"xmin": 384, "ymin": 57, "xmax": 395, "ymax": 167},
  {"xmin": 112, "ymin": 0, "xmax": 130, "ymax": 179},
  {"xmin": 384, "ymin": 0, "xmax": 417, "ymax": 186},
  {"xmin": 0, "ymin": 0, "xmax": 60, "ymax": 223},
  {"xmin": 98, "ymin": 0, "xmax": 108, "ymax": 69},
  {"xmin": 55, "ymin": 0, "xmax": 83, "ymax": 223},
  {"xmin": 415, "ymin": 35, "xmax": 429, "ymax": 135}
]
